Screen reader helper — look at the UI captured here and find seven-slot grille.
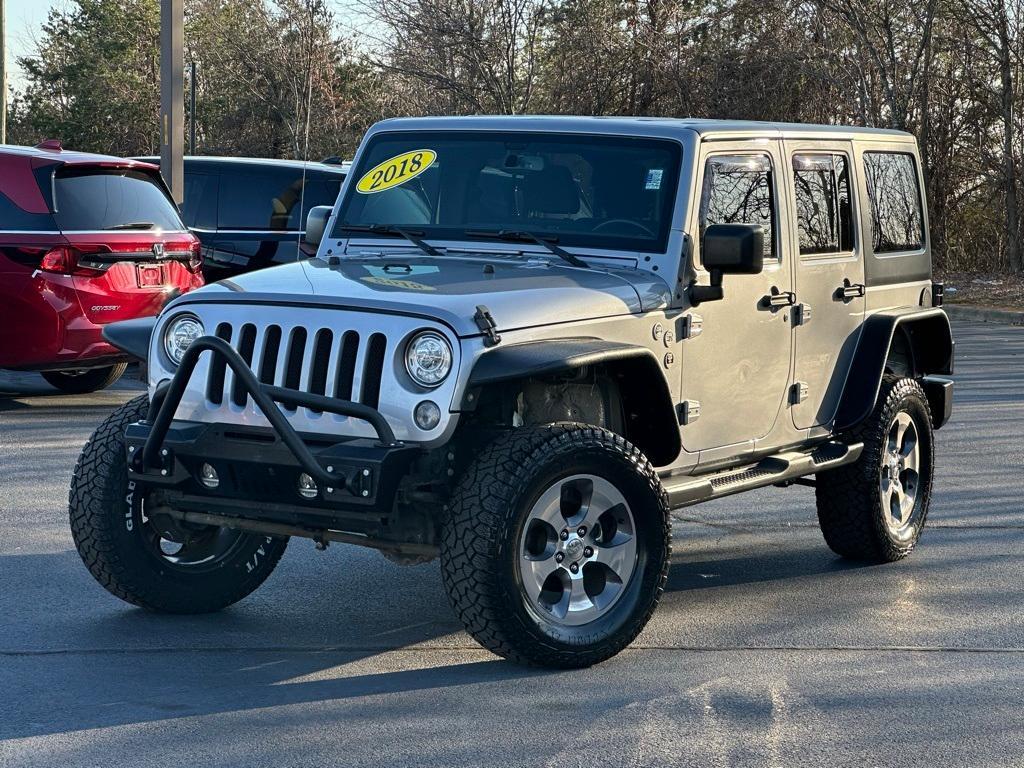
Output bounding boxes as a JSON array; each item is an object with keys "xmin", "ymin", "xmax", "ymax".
[{"xmin": 205, "ymin": 321, "xmax": 388, "ymax": 412}]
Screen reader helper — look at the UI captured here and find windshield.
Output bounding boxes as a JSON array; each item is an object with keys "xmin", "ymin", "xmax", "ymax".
[
  {"xmin": 334, "ymin": 131, "xmax": 682, "ymax": 253},
  {"xmin": 53, "ymin": 168, "xmax": 185, "ymax": 232}
]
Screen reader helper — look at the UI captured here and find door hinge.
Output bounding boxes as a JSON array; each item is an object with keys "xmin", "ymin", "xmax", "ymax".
[
  {"xmin": 794, "ymin": 303, "xmax": 812, "ymax": 326},
  {"xmin": 681, "ymin": 313, "xmax": 704, "ymax": 339},
  {"xmin": 473, "ymin": 304, "xmax": 501, "ymax": 347},
  {"xmin": 678, "ymin": 400, "xmax": 701, "ymax": 425},
  {"xmin": 790, "ymin": 381, "xmax": 809, "ymax": 405}
]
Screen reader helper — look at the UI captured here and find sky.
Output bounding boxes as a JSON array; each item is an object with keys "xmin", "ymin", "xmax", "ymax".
[
  {"xmin": 6, "ymin": 0, "xmax": 59, "ymax": 88},
  {"xmin": 3, "ymin": 1, "xmax": 366, "ymax": 91}
]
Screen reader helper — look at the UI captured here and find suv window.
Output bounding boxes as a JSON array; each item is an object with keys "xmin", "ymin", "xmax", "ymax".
[
  {"xmin": 699, "ymin": 154, "xmax": 776, "ymax": 259},
  {"xmin": 863, "ymin": 151, "xmax": 924, "ymax": 253},
  {"xmin": 182, "ymin": 173, "xmax": 219, "ymax": 230},
  {"xmin": 52, "ymin": 168, "xmax": 184, "ymax": 232},
  {"xmin": 792, "ymin": 153, "xmax": 854, "ymax": 255},
  {"xmin": 217, "ymin": 168, "xmax": 343, "ymax": 231}
]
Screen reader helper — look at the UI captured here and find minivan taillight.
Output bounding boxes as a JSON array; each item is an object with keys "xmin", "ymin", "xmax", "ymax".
[
  {"xmin": 38, "ymin": 246, "xmax": 104, "ymax": 276},
  {"xmin": 39, "ymin": 247, "xmax": 76, "ymax": 273}
]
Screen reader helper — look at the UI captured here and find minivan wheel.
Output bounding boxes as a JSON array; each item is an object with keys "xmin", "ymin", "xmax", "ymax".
[
  {"xmin": 43, "ymin": 363, "xmax": 128, "ymax": 394},
  {"xmin": 69, "ymin": 394, "xmax": 288, "ymax": 613},
  {"xmin": 440, "ymin": 424, "xmax": 670, "ymax": 668},
  {"xmin": 816, "ymin": 376, "xmax": 935, "ymax": 562}
]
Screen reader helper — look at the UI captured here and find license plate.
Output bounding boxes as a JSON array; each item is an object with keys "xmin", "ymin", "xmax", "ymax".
[{"xmin": 136, "ymin": 264, "xmax": 166, "ymax": 287}]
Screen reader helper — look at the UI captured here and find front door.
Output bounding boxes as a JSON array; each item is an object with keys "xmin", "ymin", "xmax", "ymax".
[
  {"xmin": 679, "ymin": 142, "xmax": 794, "ymax": 458},
  {"xmin": 784, "ymin": 141, "xmax": 866, "ymax": 429}
]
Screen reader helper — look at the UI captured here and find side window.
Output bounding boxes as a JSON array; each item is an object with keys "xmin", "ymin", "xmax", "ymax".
[
  {"xmin": 863, "ymin": 152, "xmax": 924, "ymax": 253},
  {"xmin": 299, "ymin": 176, "xmax": 344, "ymax": 226},
  {"xmin": 218, "ymin": 169, "xmax": 305, "ymax": 231},
  {"xmin": 699, "ymin": 154, "xmax": 776, "ymax": 259},
  {"xmin": 181, "ymin": 173, "xmax": 218, "ymax": 230},
  {"xmin": 792, "ymin": 153, "xmax": 854, "ymax": 255}
]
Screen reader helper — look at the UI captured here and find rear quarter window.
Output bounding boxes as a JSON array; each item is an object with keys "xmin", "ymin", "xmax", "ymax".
[
  {"xmin": 52, "ymin": 168, "xmax": 184, "ymax": 232},
  {"xmin": 0, "ymin": 192, "xmax": 57, "ymax": 232},
  {"xmin": 863, "ymin": 151, "xmax": 924, "ymax": 254}
]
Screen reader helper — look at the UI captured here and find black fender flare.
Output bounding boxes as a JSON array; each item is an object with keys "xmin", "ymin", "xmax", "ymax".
[
  {"xmin": 101, "ymin": 316, "xmax": 156, "ymax": 361},
  {"xmin": 465, "ymin": 338, "xmax": 681, "ymax": 467},
  {"xmin": 834, "ymin": 307, "xmax": 954, "ymax": 432}
]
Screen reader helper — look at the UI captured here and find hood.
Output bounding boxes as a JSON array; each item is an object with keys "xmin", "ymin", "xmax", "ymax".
[{"xmin": 174, "ymin": 254, "xmax": 671, "ymax": 337}]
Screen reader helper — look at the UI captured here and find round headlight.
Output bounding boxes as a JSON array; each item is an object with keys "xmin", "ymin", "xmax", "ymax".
[
  {"xmin": 163, "ymin": 314, "xmax": 204, "ymax": 366},
  {"xmin": 405, "ymin": 331, "xmax": 452, "ymax": 388}
]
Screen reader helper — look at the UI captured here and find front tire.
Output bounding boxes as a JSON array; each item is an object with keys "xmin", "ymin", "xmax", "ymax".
[
  {"xmin": 69, "ymin": 394, "xmax": 288, "ymax": 613},
  {"xmin": 43, "ymin": 363, "xmax": 128, "ymax": 394},
  {"xmin": 816, "ymin": 376, "xmax": 935, "ymax": 562},
  {"xmin": 440, "ymin": 424, "xmax": 670, "ymax": 668}
]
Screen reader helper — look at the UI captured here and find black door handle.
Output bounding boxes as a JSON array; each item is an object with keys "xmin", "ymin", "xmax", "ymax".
[
  {"xmin": 762, "ymin": 287, "xmax": 796, "ymax": 308},
  {"xmin": 836, "ymin": 279, "xmax": 866, "ymax": 301}
]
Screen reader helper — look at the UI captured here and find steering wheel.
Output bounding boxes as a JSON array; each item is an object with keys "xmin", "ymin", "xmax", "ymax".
[{"xmin": 593, "ymin": 219, "xmax": 656, "ymax": 237}]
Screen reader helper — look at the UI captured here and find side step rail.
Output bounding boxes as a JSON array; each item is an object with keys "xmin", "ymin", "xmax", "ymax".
[
  {"xmin": 139, "ymin": 335, "xmax": 401, "ymax": 488},
  {"xmin": 664, "ymin": 440, "xmax": 863, "ymax": 510}
]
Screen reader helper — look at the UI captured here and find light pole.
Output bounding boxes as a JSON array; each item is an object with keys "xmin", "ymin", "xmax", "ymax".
[{"xmin": 160, "ymin": 0, "xmax": 184, "ymax": 202}]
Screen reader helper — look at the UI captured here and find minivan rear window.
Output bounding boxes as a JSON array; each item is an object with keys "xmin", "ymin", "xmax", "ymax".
[{"xmin": 52, "ymin": 168, "xmax": 185, "ymax": 232}]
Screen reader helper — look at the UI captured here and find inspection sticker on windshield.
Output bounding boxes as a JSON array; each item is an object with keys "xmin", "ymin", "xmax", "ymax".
[
  {"xmin": 644, "ymin": 169, "xmax": 664, "ymax": 190},
  {"xmin": 356, "ymin": 149, "xmax": 437, "ymax": 194}
]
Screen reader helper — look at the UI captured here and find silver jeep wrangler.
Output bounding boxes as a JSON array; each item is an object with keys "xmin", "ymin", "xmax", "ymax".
[{"xmin": 71, "ymin": 117, "xmax": 954, "ymax": 668}]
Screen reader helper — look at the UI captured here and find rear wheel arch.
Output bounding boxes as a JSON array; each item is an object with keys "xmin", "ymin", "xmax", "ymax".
[{"xmin": 836, "ymin": 309, "xmax": 953, "ymax": 432}]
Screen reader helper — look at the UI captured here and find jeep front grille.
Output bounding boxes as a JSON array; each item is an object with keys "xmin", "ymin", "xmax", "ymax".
[
  {"xmin": 152, "ymin": 304, "xmax": 460, "ymax": 443},
  {"xmin": 203, "ymin": 321, "xmax": 388, "ymax": 412}
]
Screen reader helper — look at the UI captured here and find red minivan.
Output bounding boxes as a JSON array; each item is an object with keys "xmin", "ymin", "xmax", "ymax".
[{"xmin": 0, "ymin": 142, "xmax": 204, "ymax": 393}]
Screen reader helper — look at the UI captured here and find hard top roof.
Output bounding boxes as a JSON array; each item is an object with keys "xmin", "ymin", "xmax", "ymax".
[{"xmin": 368, "ymin": 115, "xmax": 913, "ymax": 142}]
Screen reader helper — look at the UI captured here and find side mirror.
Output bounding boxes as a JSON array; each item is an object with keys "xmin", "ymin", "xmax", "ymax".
[
  {"xmin": 303, "ymin": 206, "xmax": 333, "ymax": 248},
  {"xmin": 690, "ymin": 223, "xmax": 765, "ymax": 305}
]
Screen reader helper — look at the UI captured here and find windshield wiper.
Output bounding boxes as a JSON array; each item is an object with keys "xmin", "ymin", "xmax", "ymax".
[
  {"xmin": 464, "ymin": 229, "xmax": 588, "ymax": 268},
  {"xmin": 336, "ymin": 223, "xmax": 443, "ymax": 256},
  {"xmin": 105, "ymin": 221, "xmax": 157, "ymax": 231}
]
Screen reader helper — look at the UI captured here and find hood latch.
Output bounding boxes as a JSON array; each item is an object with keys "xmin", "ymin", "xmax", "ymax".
[{"xmin": 474, "ymin": 305, "xmax": 501, "ymax": 347}]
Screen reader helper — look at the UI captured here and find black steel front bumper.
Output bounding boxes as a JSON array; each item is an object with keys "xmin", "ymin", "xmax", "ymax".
[{"xmin": 126, "ymin": 336, "xmax": 419, "ymax": 525}]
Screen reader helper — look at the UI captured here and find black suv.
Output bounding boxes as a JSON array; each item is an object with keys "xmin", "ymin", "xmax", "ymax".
[{"xmin": 137, "ymin": 157, "xmax": 348, "ymax": 281}]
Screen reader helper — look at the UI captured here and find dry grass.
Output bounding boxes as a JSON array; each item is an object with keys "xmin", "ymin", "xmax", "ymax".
[{"xmin": 936, "ymin": 270, "xmax": 1024, "ymax": 310}]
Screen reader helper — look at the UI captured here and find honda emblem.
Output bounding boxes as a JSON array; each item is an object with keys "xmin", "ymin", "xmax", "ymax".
[{"xmin": 153, "ymin": 243, "xmax": 166, "ymax": 259}]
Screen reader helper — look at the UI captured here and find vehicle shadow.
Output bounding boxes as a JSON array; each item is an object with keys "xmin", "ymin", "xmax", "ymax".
[{"xmin": 0, "ymin": 532, "xmax": 887, "ymax": 741}]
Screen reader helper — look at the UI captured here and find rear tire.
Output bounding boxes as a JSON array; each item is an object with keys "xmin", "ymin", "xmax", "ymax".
[
  {"xmin": 69, "ymin": 394, "xmax": 288, "ymax": 613},
  {"xmin": 43, "ymin": 363, "xmax": 128, "ymax": 394},
  {"xmin": 816, "ymin": 376, "xmax": 934, "ymax": 562},
  {"xmin": 440, "ymin": 424, "xmax": 670, "ymax": 668}
]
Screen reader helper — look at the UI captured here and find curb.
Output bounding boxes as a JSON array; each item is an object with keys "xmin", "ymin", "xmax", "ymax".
[{"xmin": 944, "ymin": 304, "xmax": 1024, "ymax": 326}]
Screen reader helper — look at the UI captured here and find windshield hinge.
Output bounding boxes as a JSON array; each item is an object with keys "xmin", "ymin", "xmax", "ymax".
[{"xmin": 474, "ymin": 305, "xmax": 501, "ymax": 347}]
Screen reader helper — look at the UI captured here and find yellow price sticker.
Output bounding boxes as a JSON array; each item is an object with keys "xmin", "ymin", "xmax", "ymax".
[{"xmin": 356, "ymin": 149, "xmax": 436, "ymax": 194}]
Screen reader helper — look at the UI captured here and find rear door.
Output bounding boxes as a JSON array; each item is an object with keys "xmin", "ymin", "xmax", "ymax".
[{"xmin": 784, "ymin": 141, "xmax": 866, "ymax": 429}]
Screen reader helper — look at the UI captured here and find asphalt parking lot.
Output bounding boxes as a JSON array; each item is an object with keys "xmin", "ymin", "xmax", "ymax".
[{"xmin": 1, "ymin": 320, "xmax": 1022, "ymax": 767}]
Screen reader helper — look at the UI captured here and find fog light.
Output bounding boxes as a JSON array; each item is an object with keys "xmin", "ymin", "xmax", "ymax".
[
  {"xmin": 414, "ymin": 400, "xmax": 441, "ymax": 431},
  {"xmin": 199, "ymin": 463, "xmax": 219, "ymax": 489},
  {"xmin": 297, "ymin": 473, "xmax": 318, "ymax": 499}
]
